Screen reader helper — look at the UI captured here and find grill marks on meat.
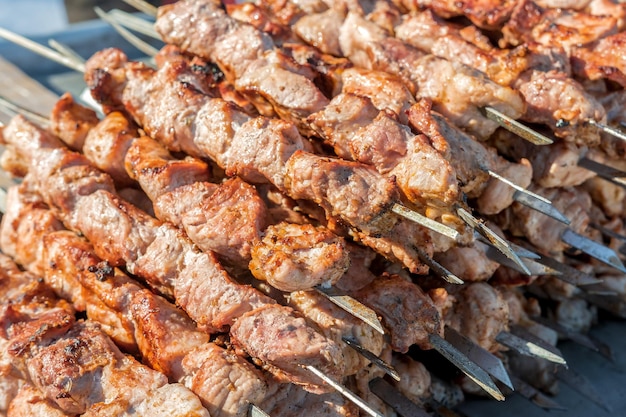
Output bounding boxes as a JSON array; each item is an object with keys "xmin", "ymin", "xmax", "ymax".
[
  {"xmin": 156, "ymin": 0, "xmax": 329, "ymax": 130},
  {"xmin": 230, "ymin": 304, "xmax": 345, "ymax": 394},
  {"xmin": 250, "ymin": 222, "xmax": 350, "ymax": 291}
]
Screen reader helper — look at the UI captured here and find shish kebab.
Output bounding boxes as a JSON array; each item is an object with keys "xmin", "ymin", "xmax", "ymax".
[
  {"xmin": 0, "ymin": 250, "xmax": 211, "ymax": 416},
  {"xmin": 0, "ymin": 182, "xmax": 370, "ymax": 417},
  {"xmin": 33, "ymin": 8, "xmax": 580, "ymax": 364},
  {"xmin": 3, "ymin": 94, "xmax": 572, "ymax": 404},
  {"xmin": 130, "ymin": 0, "xmax": 563, "ymax": 271},
  {"xmin": 254, "ymin": 0, "xmax": 626, "ymax": 273},
  {"xmin": 0, "ymin": 82, "xmax": 508, "ymax": 404},
  {"xmin": 110, "ymin": 0, "xmax": 618, "ymax": 275},
  {"xmin": 0, "ymin": 106, "xmax": 510, "ymax": 410}
]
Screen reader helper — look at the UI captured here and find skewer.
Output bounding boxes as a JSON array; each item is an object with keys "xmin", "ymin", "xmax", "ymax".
[
  {"xmin": 305, "ymin": 365, "xmax": 387, "ymax": 417},
  {"xmin": 95, "ymin": 7, "xmax": 160, "ymax": 58},
  {"xmin": 486, "ymin": 170, "xmax": 570, "ymax": 225},
  {"xmin": 342, "ymin": 337, "xmax": 400, "ymax": 381},
  {"xmin": 455, "ymin": 206, "xmax": 531, "ymax": 275},
  {"xmin": 428, "ymin": 333, "xmax": 505, "ymax": 401},
  {"xmin": 48, "ymin": 39, "xmax": 86, "ymax": 64},
  {"xmin": 561, "ymin": 228, "xmax": 626, "ymax": 273},
  {"xmin": 481, "ymin": 106, "xmax": 553, "ymax": 145},
  {"xmin": 120, "ymin": 0, "xmax": 158, "ymax": 17},
  {"xmin": 509, "ymin": 375, "xmax": 568, "ymax": 411},
  {"xmin": 391, "ymin": 203, "xmax": 460, "ymax": 242},
  {"xmin": 369, "ymin": 377, "xmax": 433, "ymax": 417},
  {"xmin": 579, "ymin": 157, "xmax": 626, "ymax": 188},
  {"xmin": 415, "ymin": 246, "xmax": 464, "ymax": 285},
  {"xmin": 585, "ymin": 118, "xmax": 626, "ymax": 143},
  {"xmin": 555, "ymin": 366, "xmax": 612, "ymax": 412},
  {"xmin": 444, "ymin": 326, "xmax": 514, "ymax": 390},
  {"xmin": 531, "ymin": 316, "xmax": 614, "ymax": 361},
  {"xmin": 496, "ymin": 325, "xmax": 567, "ymax": 366}
]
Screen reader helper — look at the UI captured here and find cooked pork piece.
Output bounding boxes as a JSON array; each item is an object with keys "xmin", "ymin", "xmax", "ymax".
[
  {"xmin": 514, "ymin": 69, "xmax": 606, "ymax": 146},
  {"xmin": 389, "ymin": 353, "xmax": 432, "ymax": 404},
  {"xmin": 50, "ymin": 96, "xmax": 139, "ymax": 187},
  {"xmin": 446, "ymin": 282, "xmax": 509, "ymax": 353},
  {"xmin": 308, "ymin": 93, "xmax": 460, "ymax": 209},
  {"xmin": 230, "ymin": 304, "xmax": 345, "ymax": 394},
  {"xmin": 180, "ymin": 343, "xmax": 269, "ymax": 417},
  {"xmin": 156, "ymin": 0, "xmax": 329, "ymax": 130},
  {"xmin": 434, "ymin": 240, "xmax": 501, "ymax": 282},
  {"xmin": 353, "ymin": 273, "xmax": 442, "ymax": 352},
  {"xmin": 583, "ymin": 175, "xmax": 626, "ymax": 218},
  {"xmin": 227, "ymin": 2, "xmax": 302, "ymax": 46},
  {"xmin": 340, "ymin": 67, "xmax": 415, "ymax": 124},
  {"xmin": 250, "ymin": 222, "xmax": 349, "ymax": 291},
  {"xmin": 392, "ymin": 0, "xmax": 517, "ymax": 30},
  {"xmin": 124, "ymin": 135, "xmax": 211, "ymax": 201},
  {"xmin": 501, "ymin": 0, "xmax": 618, "ymax": 50},
  {"xmin": 339, "ymin": 12, "xmax": 525, "ymax": 140},
  {"xmin": 86, "ymin": 48, "xmax": 431, "ymax": 272},
  {"xmin": 287, "ymin": 290, "xmax": 384, "ymax": 376},
  {"xmin": 49, "ymin": 92, "xmax": 100, "ymax": 152},
  {"xmin": 293, "ymin": 8, "xmax": 344, "ymax": 56},
  {"xmin": 260, "ymin": 378, "xmax": 359, "ymax": 417},
  {"xmin": 8, "ymin": 384, "xmax": 71, "ymax": 417},
  {"xmin": 572, "ymin": 31, "xmax": 626, "ymax": 88},
  {"xmin": 595, "ymin": 90, "xmax": 626, "ymax": 158},
  {"xmin": 554, "ymin": 298, "xmax": 597, "ymax": 333},
  {"xmin": 284, "ymin": 150, "xmax": 433, "ymax": 274}
]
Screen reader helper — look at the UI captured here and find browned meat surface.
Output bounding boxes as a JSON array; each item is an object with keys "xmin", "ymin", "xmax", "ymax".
[
  {"xmin": 355, "ymin": 273, "xmax": 442, "ymax": 352},
  {"xmin": 227, "ymin": 2, "xmax": 301, "ymax": 46},
  {"xmin": 125, "ymin": 135, "xmax": 211, "ymax": 201},
  {"xmin": 180, "ymin": 343, "xmax": 269, "ymax": 417},
  {"xmin": 293, "ymin": 8, "xmax": 344, "ymax": 56},
  {"xmin": 501, "ymin": 0, "xmax": 618, "ymax": 50},
  {"xmin": 475, "ymin": 157, "xmax": 533, "ymax": 215},
  {"xmin": 155, "ymin": 177, "xmax": 269, "ymax": 268},
  {"xmin": 572, "ymin": 31, "xmax": 626, "ymax": 87},
  {"xmin": 157, "ymin": 0, "xmax": 329, "ymax": 130},
  {"xmin": 260, "ymin": 379, "xmax": 358, "ymax": 417},
  {"xmin": 287, "ymin": 290, "xmax": 384, "ymax": 375},
  {"xmin": 309, "ymin": 93, "xmax": 459, "ymax": 209},
  {"xmin": 446, "ymin": 282, "xmax": 509, "ymax": 352},
  {"xmin": 514, "ymin": 69, "xmax": 606, "ymax": 146},
  {"xmin": 393, "ymin": 0, "xmax": 516, "ymax": 29},
  {"xmin": 8, "ymin": 384, "xmax": 70, "ymax": 417},
  {"xmin": 284, "ymin": 150, "xmax": 398, "ymax": 234},
  {"xmin": 250, "ymin": 222, "xmax": 349, "ymax": 291},
  {"xmin": 338, "ymin": 12, "xmax": 525, "ymax": 139},
  {"xmin": 335, "ymin": 242, "xmax": 378, "ymax": 293},
  {"xmin": 49, "ymin": 92, "xmax": 100, "ymax": 152},
  {"xmin": 230, "ymin": 304, "xmax": 345, "ymax": 393},
  {"xmin": 340, "ymin": 67, "xmax": 415, "ymax": 124}
]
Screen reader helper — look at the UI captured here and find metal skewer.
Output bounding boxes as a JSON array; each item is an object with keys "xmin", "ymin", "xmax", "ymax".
[
  {"xmin": 342, "ymin": 337, "xmax": 400, "ymax": 381},
  {"xmin": 509, "ymin": 374, "xmax": 568, "ymax": 411},
  {"xmin": 578, "ymin": 156, "xmax": 626, "ymax": 189},
  {"xmin": 369, "ymin": 377, "xmax": 433, "ymax": 417},
  {"xmin": 496, "ymin": 325, "xmax": 567, "ymax": 366},
  {"xmin": 481, "ymin": 106, "xmax": 553, "ymax": 145}
]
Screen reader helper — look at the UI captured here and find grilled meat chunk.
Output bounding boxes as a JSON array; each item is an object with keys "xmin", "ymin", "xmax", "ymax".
[
  {"xmin": 49, "ymin": 92, "xmax": 100, "ymax": 152},
  {"xmin": 230, "ymin": 304, "xmax": 345, "ymax": 394},
  {"xmin": 250, "ymin": 222, "xmax": 350, "ymax": 291},
  {"xmin": 355, "ymin": 273, "xmax": 443, "ymax": 352}
]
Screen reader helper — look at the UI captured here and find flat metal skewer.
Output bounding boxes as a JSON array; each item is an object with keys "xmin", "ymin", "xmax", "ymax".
[
  {"xmin": 415, "ymin": 247, "xmax": 464, "ymax": 285},
  {"xmin": 392, "ymin": 203, "xmax": 461, "ymax": 241},
  {"xmin": 578, "ymin": 156, "xmax": 626, "ymax": 188},
  {"xmin": 497, "ymin": 326, "xmax": 567, "ymax": 366},
  {"xmin": 487, "ymin": 170, "xmax": 570, "ymax": 224},
  {"xmin": 444, "ymin": 326, "xmax": 514, "ymax": 390},
  {"xmin": 561, "ymin": 228, "xmax": 626, "ymax": 273},
  {"xmin": 510, "ymin": 375, "xmax": 568, "ymax": 411},
  {"xmin": 456, "ymin": 206, "xmax": 531, "ymax": 275},
  {"xmin": 429, "ymin": 333, "xmax": 505, "ymax": 401},
  {"xmin": 482, "ymin": 106, "xmax": 554, "ymax": 145},
  {"xmin": 586, "ymin": 118, "xmax": 626, "ymax": 143},
  {"xmin": 342, "ymin": 337, "xmax": 400, "ymax": 381},
  {"xmin": 306, "ymin": 365, "xmax": 387, "ymax": 417},
  {"xmin": 369, "ymin": 377, "xmax": 433, "ymax": 417},
  {"xmin": 315, "ymin": 287, "xmax": 385, "ymax": 335}
]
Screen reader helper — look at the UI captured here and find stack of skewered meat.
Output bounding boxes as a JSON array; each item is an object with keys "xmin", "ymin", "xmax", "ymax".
[{"xmin": 0, "ymin": 0, "xmax": 625, "ymax": 415}]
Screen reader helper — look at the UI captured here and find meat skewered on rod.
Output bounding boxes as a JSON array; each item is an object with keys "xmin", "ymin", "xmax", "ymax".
[
  {"xmin": 109, "ymin": 3, "xmax": 551, "ymax": 272},
  {"xmin": 0, "ymin": 98, "xmax": 509, "ymax": 406}
]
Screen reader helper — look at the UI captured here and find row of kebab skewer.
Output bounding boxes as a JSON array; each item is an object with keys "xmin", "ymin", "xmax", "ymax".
[{"xmin": 0, "ymin": 0, "xmax": 626, "ymax": 415}]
